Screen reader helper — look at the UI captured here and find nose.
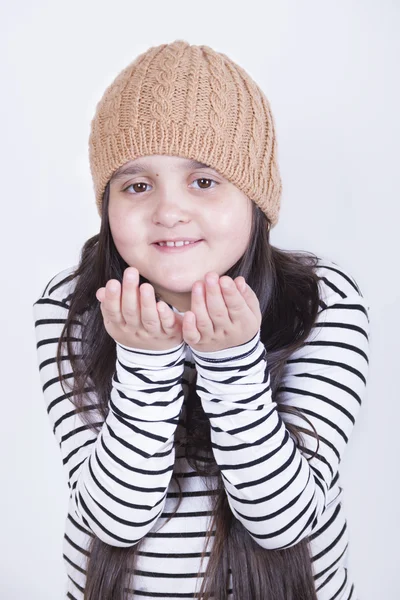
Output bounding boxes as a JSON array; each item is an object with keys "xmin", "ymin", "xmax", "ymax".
[{"xmin": 151, "ymin": 189, "xmax": 190, "ymax": 227}]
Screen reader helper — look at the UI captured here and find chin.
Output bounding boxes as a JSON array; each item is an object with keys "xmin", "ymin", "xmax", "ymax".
[{"xmin": 159, "ymin": 282, "xmax": 194, "ymax": 293}]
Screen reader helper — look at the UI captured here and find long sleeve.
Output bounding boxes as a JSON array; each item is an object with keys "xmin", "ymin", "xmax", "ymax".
[
  {"xmin": 32, "ymin": 271, "xmax": 186, "ymax": 547},
  {"xmin": 190, "ymin": 285, "xmax": 370, "ymax": 551}
]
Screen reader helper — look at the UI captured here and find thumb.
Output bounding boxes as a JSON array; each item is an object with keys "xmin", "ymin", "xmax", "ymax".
[{"xmin": 172, "ymin": 310, "xmax": 185, "ymax": 328}]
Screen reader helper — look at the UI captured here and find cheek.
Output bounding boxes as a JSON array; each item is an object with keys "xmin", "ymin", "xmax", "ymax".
[
  {"xmin": 109, "ymin": 220, "xmax": 128, "ymax": 247},
  {"xmin": 109, "ymin": 209, "xmax": 139, "ymax": 244},
  {"xmin": 217, "ymin": 207, "xmax": 251, "ymax": 242}
]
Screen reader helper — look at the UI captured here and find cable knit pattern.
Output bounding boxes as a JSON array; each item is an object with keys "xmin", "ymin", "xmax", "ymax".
[{"xmin": 88, "ymin": 39, "xmax": 282, "ymax": 227}]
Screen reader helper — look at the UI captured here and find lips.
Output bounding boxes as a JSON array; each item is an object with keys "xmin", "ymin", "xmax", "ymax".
[
  {"xmin": 152, "ymin": 238, "xmax": 202, "ymax": 245},
  {"xmin": 152, "ymin": 239, "xmax": 204, "ymax": 253},
  {"xmin": 155, "ymin": 240, "xmax": 200, "ymax": 247}
]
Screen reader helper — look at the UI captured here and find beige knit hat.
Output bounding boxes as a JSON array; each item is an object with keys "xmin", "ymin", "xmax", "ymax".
[{"xmin": 88, "ymin": 39, "xmax": 282, "ymax": 228}]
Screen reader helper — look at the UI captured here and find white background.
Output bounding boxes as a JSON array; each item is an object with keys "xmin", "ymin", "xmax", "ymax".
[{"xmin": 1, "ymin": 0, "xmax": 398, "ymax": 598}]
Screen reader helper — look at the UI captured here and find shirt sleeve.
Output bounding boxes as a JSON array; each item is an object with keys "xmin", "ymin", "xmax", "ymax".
[
  {"xmin": 190, "ymin": 292, "xmax": 370, "ymax": 550},
  {"xmin": 32, "ymin": 283, "xmax": 186, "ymax": 547}
]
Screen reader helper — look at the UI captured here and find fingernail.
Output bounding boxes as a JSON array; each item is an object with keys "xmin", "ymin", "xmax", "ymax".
[
  {"xmin": 220, "ymin": 278, "xmax": 231, "ymax": 288},
  {"xmin": 125, "ymin": 270, "xmax": 136, "ymax": 282},
  {"xmin": 206, "ymin": 273, "xmax": 218, "ymax": 285}
]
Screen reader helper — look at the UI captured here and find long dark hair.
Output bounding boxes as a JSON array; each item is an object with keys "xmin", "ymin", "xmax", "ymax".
[{"xmin": 55, "ymin": 181, "xmax": 323, "ymax": 599}]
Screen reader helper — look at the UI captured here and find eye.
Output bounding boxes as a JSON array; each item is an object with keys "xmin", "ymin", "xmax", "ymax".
[
  {"xmin": 123, "ymin": 182, "xmax": 152, "ymax": 194},
  {"xmin": 191, "ymin": 178, "xmax": 218, "ymax": 190},
  {"xmin": 122, "ymin": 177, "xmax": 219, "ymax": 195}
]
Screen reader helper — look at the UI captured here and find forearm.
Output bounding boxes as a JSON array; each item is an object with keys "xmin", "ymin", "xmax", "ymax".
[
  {"xmin": 71, "ymin": 340, "xmax": 186, "ymax": 545},
  {"xmin": 193, "ymin": 331, "xmax": 323, "ymax": 550}
]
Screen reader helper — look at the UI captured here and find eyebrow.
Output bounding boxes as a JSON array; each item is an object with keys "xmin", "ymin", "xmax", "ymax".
[{"xmin": 110, "ymin": 159, "xmax": 217, "ymax": 182}]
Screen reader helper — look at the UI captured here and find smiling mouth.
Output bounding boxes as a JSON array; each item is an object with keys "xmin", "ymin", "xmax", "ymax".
[
  {"xmin": 152, "ymin": 240, "xmax": 204, "ymax": 253},
  {"xmin": 156, "ymin": 240, "xmax": 200, "ymax": 246}
]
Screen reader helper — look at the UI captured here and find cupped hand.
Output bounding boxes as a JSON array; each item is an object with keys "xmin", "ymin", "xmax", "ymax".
[
  {"xmin": 95, "ymin": 267, "xmax": 184, "ymax": 351},
  {"xmin": 182, "ymin": 272, "xmax": 262, "ymax": 353}
]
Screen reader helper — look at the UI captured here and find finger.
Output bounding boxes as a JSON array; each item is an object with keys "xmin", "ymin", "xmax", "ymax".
[
  {"xmin": 218, "ymin": 275, "xmax": 250, "ymax": 323},
  {"xmin": 139, "ymin": 283, "xmax": 162, "ymax": 333},
  {"xmin": 102, "ymin": 280, "xmax": 125, "ymax": 326},
  {"xmin": 204, "ymin": 272, "xmax": 229, "ymax": 326},
  {"xmin": 234, "ymin": 277, "xmax": 261, "ymax": 317},
  {"xmin": 96, "ymin": 287, "xmax": 106, "ymax": 302},
  {"xmin": 234, "ymin": 277, "xmax": 247, "ymax": 294},
  {"xmin": 191, "ymin": 280, "xmax": 214, "ymax": 334},
  {"xmin": 182, "ymin": 311, "xmax": 201, "ymax": 344},
  {"xmin": 121, "ymin": 267, "xmax": 141, "ymax": 328},
  {"xmin": 156, "ymin": 302, "xmax": 182, "ymax": 334}
]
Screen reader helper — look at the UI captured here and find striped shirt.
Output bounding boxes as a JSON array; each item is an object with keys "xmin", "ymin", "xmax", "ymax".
[{"xmin": 32, "ymin": 256, "xmax": 370, "ymax": 599}]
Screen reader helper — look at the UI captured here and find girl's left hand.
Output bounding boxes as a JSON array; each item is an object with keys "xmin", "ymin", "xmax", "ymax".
[{"xmin": 182, "ymin": 272, "xmax": 262, "ymax": 353}]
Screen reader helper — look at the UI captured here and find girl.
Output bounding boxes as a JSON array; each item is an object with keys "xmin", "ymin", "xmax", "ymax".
[{"xmin": 32, "ymin": 40, "xmax": 370, "ymax": 600}]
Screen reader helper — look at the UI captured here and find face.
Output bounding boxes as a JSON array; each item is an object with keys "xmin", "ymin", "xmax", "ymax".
[{"xmin": 108, "ymin": 154, "xmax": 253, "ymax": 312}]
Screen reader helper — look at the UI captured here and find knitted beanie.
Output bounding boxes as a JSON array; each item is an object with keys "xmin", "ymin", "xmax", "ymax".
[{"xmin": 88, "ymin": 39, "xmax": 282, "ymax": 228}]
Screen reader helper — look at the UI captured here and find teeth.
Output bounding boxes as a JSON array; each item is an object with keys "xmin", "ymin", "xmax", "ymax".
[{"xmin": 158, "ymin": 240, "xmax": 195, "ymax": 247}]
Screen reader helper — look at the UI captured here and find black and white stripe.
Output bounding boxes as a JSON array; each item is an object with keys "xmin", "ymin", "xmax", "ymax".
[{"xmin": 32, "ymin": 256, "xmax": 370, "ymax": 599}]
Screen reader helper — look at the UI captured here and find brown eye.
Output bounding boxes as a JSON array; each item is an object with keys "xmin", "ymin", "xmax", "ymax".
[
  {"xmin": 124, "ymin": 182, "xmax": 151, "ymax": 194},
  {"xmin": 192, "ymin": 178, "xmax": 218, "ymax": 190}
]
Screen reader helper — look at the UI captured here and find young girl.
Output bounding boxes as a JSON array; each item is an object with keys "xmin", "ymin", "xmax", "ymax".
[{"xmin": 32, "ymin": 40, "xmax": 370, "ymax": 600}]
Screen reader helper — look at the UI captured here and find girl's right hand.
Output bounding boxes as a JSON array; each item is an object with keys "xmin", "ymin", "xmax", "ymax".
[{"xmin": 95, "ymin": 267, "xmax": 184, "ymax": 351}]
